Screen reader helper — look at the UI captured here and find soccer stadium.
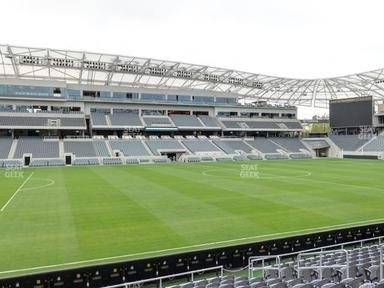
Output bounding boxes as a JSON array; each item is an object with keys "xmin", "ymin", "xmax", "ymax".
[{"xmin": 1, "ymin": 43, "xmax": 384, "ymax": 288}]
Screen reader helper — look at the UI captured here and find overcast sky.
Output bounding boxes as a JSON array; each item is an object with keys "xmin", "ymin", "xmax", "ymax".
[{"xmin": 2, "ymin": 0, "xmax": 383, "ymax": 118}]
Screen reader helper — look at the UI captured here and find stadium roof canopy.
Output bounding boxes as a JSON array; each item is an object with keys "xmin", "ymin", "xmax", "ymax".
[{"xmin": 1, "ymin": 44, "xmax": 384, "ymax": 108}]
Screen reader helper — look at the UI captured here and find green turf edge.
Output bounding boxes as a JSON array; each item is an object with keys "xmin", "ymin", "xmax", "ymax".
[{"xmin": 1, "ymin": 218, "xmax": 383, "ymax": 279}]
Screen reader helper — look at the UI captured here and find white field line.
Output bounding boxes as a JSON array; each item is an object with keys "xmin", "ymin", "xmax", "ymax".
[
  {"xmin": 1, "ymin": 217, "xmax": 384, "ymax": 276},
  {"xmin": 0, "ymin": 172, "xmax": 34, "ymax": 212},
  {"xmin": 21, "ymin": 178, "xmax": 55, "ymax": 191}
]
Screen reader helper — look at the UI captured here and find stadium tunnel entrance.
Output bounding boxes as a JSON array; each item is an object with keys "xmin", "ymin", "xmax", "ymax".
[
  {"xmin": 65, "ymin": 155, "xmax": 72, "ymax": 165},
  {"xmin": 303, "ymin": 140, "xmax": 330, "ymax": 157},
  {"xmin": 23, "ymin": 155, "xmax": 31, "ymax": 166},
  {"xmin": 160, "ymin": 151, "xmax": 185, "ymax": 161},
  {"xmin": 313, "ymin": 147, "xmax": 328, "ymax": 157}
]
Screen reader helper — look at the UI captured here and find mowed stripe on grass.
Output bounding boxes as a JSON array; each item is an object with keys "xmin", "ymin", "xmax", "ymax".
[{"xmin": 0, "ymin": 158, "xmax": 383, "ymax": 276}]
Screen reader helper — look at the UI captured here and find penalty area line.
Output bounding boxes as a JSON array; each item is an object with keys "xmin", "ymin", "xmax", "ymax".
[
  {"xmin": 1, "ymin": 217, "xmax": 384, "ymax": 276},
  {"xmin": 0, "ymin": 172, "xmax": 34, "ymax": 212}
]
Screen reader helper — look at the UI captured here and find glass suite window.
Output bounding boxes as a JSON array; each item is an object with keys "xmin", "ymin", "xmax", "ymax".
[
  {"xmin": 178, "ymin": 95, "xmax": 191, "ymax": 102},
  {"xmin": 167, "ymin": 95, "xmax": 177, "ymax": 101},
  {"xmin": 113, "ymin": 92, "xmax": 138, "ymax": 99},
  {"xmin": 193, "ymin": 96, "xmax": 214, "ymax": 103},
  {"xmin": 99, "ymin": 91, "xmax": 111, "ymax": 98},
  {"xmin": 67, "ymin": 89, "xmax": 81, "ymax": 98},
  {"xmin": 141, "ymin": 93, "xmax": 166, "ymax": 101}
]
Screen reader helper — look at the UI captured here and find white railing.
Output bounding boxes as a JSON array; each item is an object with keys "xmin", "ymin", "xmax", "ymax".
[
  {"xmin": 102, "ymin": 265, "xmax": 223, "ymax": 288},
  {"xmin": 249, "ymin": 235, "xmax": 384, "ymax": 280},
  {"xmin": 381, "ymin": 246, "xmax": 384, "ymax": 281},
  {"xmin": 297, "ymin": 249, "xmax": 349, "ymax": 279},
  {"xmin": 248, "ymin": 255, "xmax": 282, "ymax": 279}
]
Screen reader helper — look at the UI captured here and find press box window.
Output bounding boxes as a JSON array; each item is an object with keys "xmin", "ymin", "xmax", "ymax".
[
  {"xmin": 83, "ymin": 91, "xmax": 100, "ymax": 98},
  {"xmin": 53, "ymin": 87, "xmax": 62, "ymax": 96}
]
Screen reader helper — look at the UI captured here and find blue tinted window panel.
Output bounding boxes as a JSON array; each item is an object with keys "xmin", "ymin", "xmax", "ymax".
[
  {"xmin": 112, "ymin": 92, "xmax": 126, "ymax": 98},
  {"xmin": 67, "ymin": 89, "xmax": 81, "ymax": 98},
  {"xmin": 100, "ymin": 91, "xmax": 111, "ymax": 98},
  {"xmin": 167, "ymin": 95, "xmax": 177, "ymax": 101},
  {"xmin": 179, "ymin": 95, "xmax": 191, "ymax": 102},
  {"xmin": 141, "ymin": 93, "xmax": 166, "ymax": 101}
]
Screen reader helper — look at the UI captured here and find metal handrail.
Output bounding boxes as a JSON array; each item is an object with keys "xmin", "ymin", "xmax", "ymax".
[
  {"xmin": 248, "ymin": 255, "xmax": 281, "ymax": 279},
  {"xmin": 250, "ymin": 235, "xmax": 383, "ymax": 260},
  {"xmin": 249, "ymin": 235, "xmax": 384, "ymax": 280},
  {"xmin": 380, "ymin": 245, "xmax": 384, "ymax": 281},
  {"xmin": 297, "ymin": 249, "xmax": 349, "ymax": 279},
  {"xmin": 102, "ymin": 265, "xmax": 223, "ymax": 288}
]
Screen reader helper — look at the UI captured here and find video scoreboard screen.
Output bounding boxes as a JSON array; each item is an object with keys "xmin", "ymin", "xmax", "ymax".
[{"xmin": 329, "ymin": 96, "xmax": 373, "ymax": 128}]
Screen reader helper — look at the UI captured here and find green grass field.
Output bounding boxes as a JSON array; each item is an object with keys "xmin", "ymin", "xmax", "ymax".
[{"xmin": 1, "ymin": 158, "xmax": 384, "ymax": 278}]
